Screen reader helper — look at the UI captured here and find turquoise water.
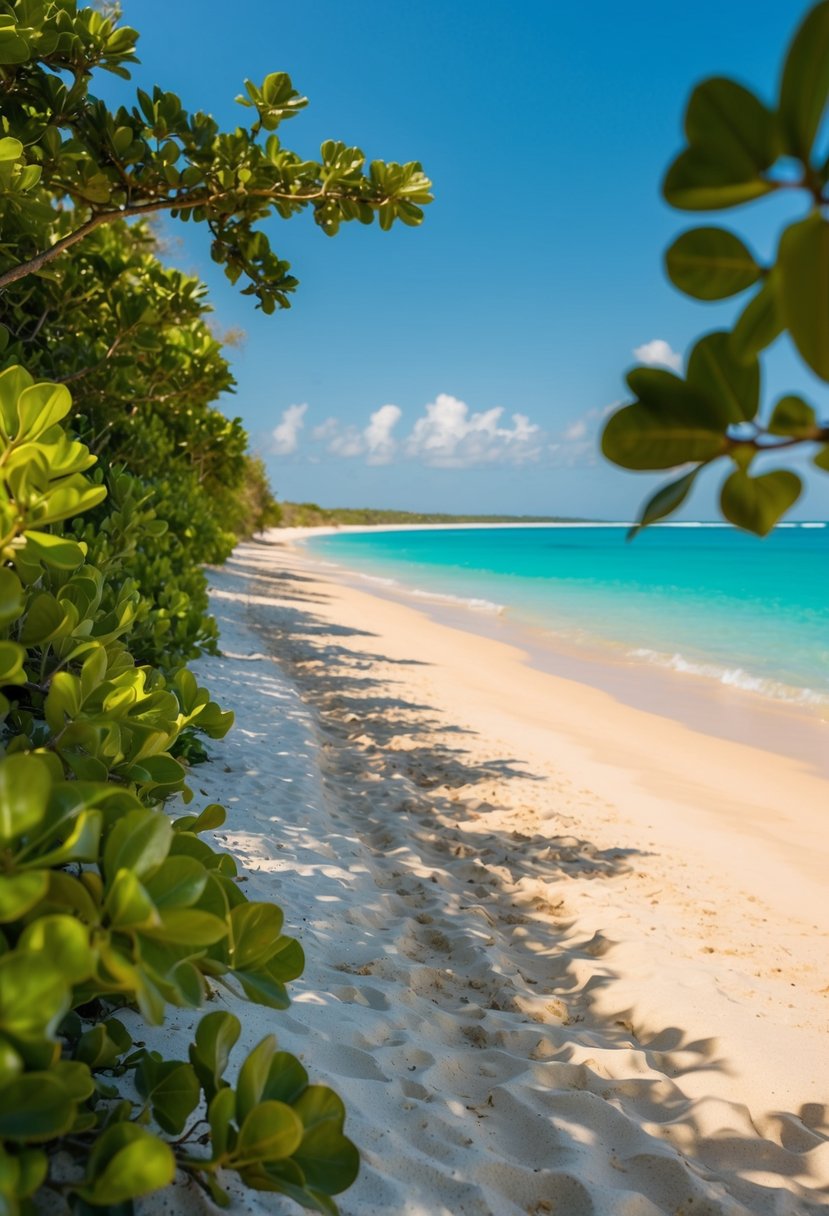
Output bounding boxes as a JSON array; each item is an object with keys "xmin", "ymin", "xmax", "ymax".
[{"xmin": 306, "ymin": 525, "xmax": 829, "ymax": 706}]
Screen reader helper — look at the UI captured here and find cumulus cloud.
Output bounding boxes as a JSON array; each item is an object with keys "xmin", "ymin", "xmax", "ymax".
[
  {"xmin": 364, "ymin": 404, "xmax": 402, "ymax": 465},
  {"xmin": 276, "ymin": 393, "xmax": 549, "ymax": 467},
  {"xmin": 404, "ymin": 394, "xmax": 541, "ymax": 468},
  {"xmin": 270, "ymin": 403, "xmax": 307, "ymax": 455},
  {"xmin": 633, "ymin": 339, "xmax": 682, "ymax": 371}
]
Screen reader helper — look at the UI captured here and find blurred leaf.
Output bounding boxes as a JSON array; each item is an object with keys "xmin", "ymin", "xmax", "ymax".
[
  {"xmin": 767, "ymin": 395, "xmax": 818, "ymax": 437},
  {"xmin": 665, "ymin": 227, "xmax": 760, "ymax": 299},
  {"xmin": 629, "ymin": 467, "xmax": 704, "ymax": 538},
  {"xmin": 0, "ymin": 755, "xmax": 51, "ymax": 845},
  {"xmin": 686, "ymin": 331, "xmax": 759, "ymax": 422},
  {"xmin": 720, "ymin": 469, "xmax": 801, "ymax": 535},
  {"xmin": 778, "ymin": 0, "xmax": 829, "ymax": 160},
  {"xmin": 778, "ymin": 214, "xmax": 829, "ymax": 381},
  {"xmin": 730, "ymin": 271, "xmax": 783, "ymax": 363}
]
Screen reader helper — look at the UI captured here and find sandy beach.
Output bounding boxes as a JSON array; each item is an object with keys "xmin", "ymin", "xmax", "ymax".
[{"xmin": 146, "ymin": 530, "xmax": 829, "ymax": 1215}]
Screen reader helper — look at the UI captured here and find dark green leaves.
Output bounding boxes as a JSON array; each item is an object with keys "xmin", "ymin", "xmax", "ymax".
[
  {"xmin": 778, "ymin": 215, "xmax": 829, "ymax": 381},
  {"xmin": 730, "ymin": 271, "xmax": 783, "ymax": 363},
  {"xmin": 136, "ymin": 1056, "xmax": 200, "ymax": 1135},
  {"xmin": 720, "ymin": 469, "xmax": 802, "ymax": 534},
  {"xmin": 664, "ymin": 78, "xmax": 778, "ymax": 211},
  {"xmin": 778, "ymin": 0, "xmax": 829, "ymax": 160},
  {"xmin": 666, "ymin": 228, "xmax": 761, "ymax": 299},
  {"xmin": 602, "ymin": 335, "xmax": 756, "ymax": 474},
  {"xmin": 686, "ymin": 331, "xmax": 759, "ymax": 422},
  {"xmin": 628, "ymin": 468, "xmax": 703, "ymax": 539},
  {"xmin": 768, "ymin": 396, "xmax": 818, "ymax": 438}
]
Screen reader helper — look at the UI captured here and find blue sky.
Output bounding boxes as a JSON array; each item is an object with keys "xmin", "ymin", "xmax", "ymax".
[{"xmin": 111, "ymin": 0, "xmax": 826, "ymax": 519}]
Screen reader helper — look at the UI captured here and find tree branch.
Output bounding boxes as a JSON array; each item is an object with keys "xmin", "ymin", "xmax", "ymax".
[{"xmin": 0, "ymin": 185, "xmax": 396, "ymax": 293}]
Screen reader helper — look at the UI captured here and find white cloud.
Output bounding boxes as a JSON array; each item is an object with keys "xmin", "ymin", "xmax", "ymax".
[
  {"xmin": 328, "ymin": 427, "xmax": 364, "ymax": 458},
  {"xmin": 311, "ymin": 417, "xmax": 338, "ymax": 442},
  {"xmin": 561, "ymin": 419, "xmax": 587, "ymax": 442},
  {"xmin": 404, "ymin": 393, "xmax": 541, "ymax": 468},
  {"xmin": 633, "ymin": 339, "xmax": 682, "ymax": 371},
  {"xmin": 364, "ymin": 404, "xmax": 402, "ymax": 465},
  {"xmin": 270, "ymin": 403, "xmax": 308, "ymax": 455}
]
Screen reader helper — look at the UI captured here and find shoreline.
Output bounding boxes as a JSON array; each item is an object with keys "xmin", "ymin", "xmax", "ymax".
[
  {"xmin": 157, "ymin": 537, "xmax": 829, "ymax": 1214},
  {"xmin": 280, "ymin": 525, "xmax": 829, "ymax": 781}
]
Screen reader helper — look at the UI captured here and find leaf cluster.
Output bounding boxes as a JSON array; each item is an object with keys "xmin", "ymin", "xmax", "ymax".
[
  {"xmin": 0, "ymin": 371, "xmax": 357, "ymax": 1212},
  {"xmin": 0, "ymin": 0, "xmax": 432, "ymax": 311},
  {"xmin": 602, "ymin": 1, "xmax": 829, "ymax": 534},
  {"xmin": 0, "ymin": 2, "xmax": 406, "ymax": 1210}
]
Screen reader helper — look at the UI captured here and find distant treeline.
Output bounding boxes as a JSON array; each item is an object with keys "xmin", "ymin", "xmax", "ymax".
[{"xmin": 278, "ymin": 502, "xmax": 589, "ymax": 526}]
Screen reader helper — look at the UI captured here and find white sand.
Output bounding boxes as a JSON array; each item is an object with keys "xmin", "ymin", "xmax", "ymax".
[{"xmin": 143, "ymin": 535, "xmax": 829, "ymax": 1215}]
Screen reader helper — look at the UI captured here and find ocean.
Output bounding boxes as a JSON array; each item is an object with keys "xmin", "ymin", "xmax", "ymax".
[{"xmin": 305, "ymin": 524, "xmax": 829, "ymax": 710}]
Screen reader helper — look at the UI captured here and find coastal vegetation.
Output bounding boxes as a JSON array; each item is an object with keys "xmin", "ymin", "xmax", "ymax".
[
  {"xmin": 602, "ymin": 0, "xmax": 829, "ymax": 537},
  {"xmin": 0, "ymin": 2, "xmax": 430, "ymax": 1211},
  {"xmin": 278, "ymin": 502, "xmax": 587, "ymax": 527}
]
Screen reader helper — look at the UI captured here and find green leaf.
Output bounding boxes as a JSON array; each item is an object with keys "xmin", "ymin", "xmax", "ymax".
[
  {"xmin": 778, "ymin": 0, "xmax": 829, "ymax": 160},
  {"xmin": 189, "ymin": 803, "xmax": 227, "ymax": 833},
  {"xmin": 720, "ymin": 469, "xmax": 802, "ymax": 535},
  {"xmin": 0, "ymin": 871, "xmax": 49, "ymax": 921},
  {"xmin": 0, "ymin": 949, "xmax": 69, "ymax": 1041},
  {"xmin": 684, "ymin": 77, "xmax": 778, "ymax": 173},
  {"xmin": 236, "ymin": 1035, "xmax": 275, "ymax": 1124},
  {"xmin": 686, "ymin": 331, "xmax": 759, "ymax": 422},
  {"xmin": 105, "ymin": 870, "xmax": 158, "ymax": 929},
  {"xmin": 0, "ymin": 1074, "xmax": 76, "ymax": 1141},
  {"xmin": 17, "ymin": 916, "xmax": 92, "ymax": 984},
  {"xmin": 730, "ymin": 271, "xmax": 784, "ymax": 363},
  {"xmin": 629, "ymin": 467, "xmax": 704, "ymax": 539},
  {"xmin": 665, "ymin": 227, "xmax": 761, "ymax": 299},
  {"xmin": 144, "ymin": 857, "xmax": 208, "ymax": 909},
  {"xmin": 132, "ymin": 753, "xmax": 185, "ymax": 787},
  {"xmin": 778, "ymin": 214, "xmax": 829, "ymax": 381},
  {"xmin": 82, "ymin": 1125, "xmax": 175, "ymax": 1205},
  {"xmin": 33, "ymin": 808, "xmax": 102, "ymax": 868},
  {"xmin": 663, "ymin": 149, "xmax": 776, "ymax": 211},
  {"xmin": 234, "ymin": 1101, "xmax": 304, "ymax": 1165},
  {"xmin": 815, "ymin": 445, "xmax": 829, "ymax": 471},
  {"xmin": 0, "ymin": 641, "xmax": 24, "ymax": 686},
  {"xmin": 0, "ymin": 568, "xmax": 23, "ymax": 628},
  {"xmin": 142, "ymin": 907, "xmax": 227, "ymax": 946},
  {"xmin": 103, "ymin": 808, "xmax": 173, "ymax": 881},
  {"xmin": 15, "ymin": 382, "xmax": 72, "ymax": 440},
  {"xmin": 767, "ymin": 395, "xmax": 818, "ymax": 437},
  {"xmin": 231, "ymin": 901, "xmax": 284, "ymax": 971},
  {"xmin": 0, "ymin": 137, "xmax": 22, "ymax": 163},
  {"xmin": 293, "ymin": 1087, "xmax": 359, "ymax": 1195},
  {"xmin": 602, "ymin": 370, "xmax": 729, "ymax": 471},
  {"xmin": 208, "ymin": 1086, "xmax": 237, "ymax": 1159},
  {"xmin": 136, "ymin": 1059, "xmax": 200, "ymax": 1135},
  {"xmin": 0, "ymin": 755, "xmax": 52, "ymax": 845},
  {"xmin": 22, "ymin": 531, "xmax": 86, "ymax": 570},
  {"xmin": 19, "ymin": 592, "xmax": 67, "ymax": 645},
  {"xmin": 190, "ymin": 1010, "xmax": 241, "ymax": 1098},
  {"xmin": 233, "ymin": 968, "xmax": 290, "ymax": 1010}
]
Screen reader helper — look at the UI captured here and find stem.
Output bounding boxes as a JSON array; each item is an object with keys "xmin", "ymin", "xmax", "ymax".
[{"xmin": 0, "ymin": 185, "xmax": 395, "ymax": 293}]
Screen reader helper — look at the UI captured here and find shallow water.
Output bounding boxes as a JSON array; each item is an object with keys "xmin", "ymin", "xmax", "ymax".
[{"xmin": 307, "ymin": 524, "xmax": 829, "ymax": 709}]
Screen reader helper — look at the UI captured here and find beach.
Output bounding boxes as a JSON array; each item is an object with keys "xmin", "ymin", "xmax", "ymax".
[{"xmin": 148, "ymin": 530, "xmax": 829, "ymax": 1215}]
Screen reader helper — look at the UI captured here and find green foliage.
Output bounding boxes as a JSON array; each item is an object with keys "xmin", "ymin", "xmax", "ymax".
[
  {"xmin": 0, "ymin": 2, "xmax": 432, "ymax": 312},
  {"xmin": 0, "ymin": 372, "xmax": 356, "ymax": 1212},
  {"xmin": 602, "ymin": 0, "xmax": 829, "ymax": 534},
  {"xmin": 0, "ymin": 0, "xmax": 434, "ymax": 1208},
  {"xmin": 278, "ymin": 502, "xmax": 587, "ymax": 527}
]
